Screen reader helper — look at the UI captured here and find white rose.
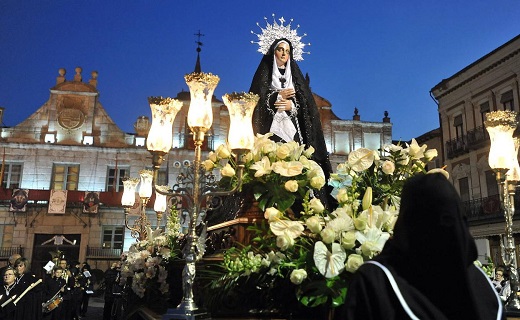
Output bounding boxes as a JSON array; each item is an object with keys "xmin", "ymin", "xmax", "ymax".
[
  {"xmin": 310, "ymin": 176, "xmax": 325, "ymax": 189},
  {"xmin": 290, "ymin": 269, "xmax": 308, "ymax": 285},
  {"xmin": 208, "ymin": 151, "xmax": 218, "ymax": 163},
  {"xmin": 306, "ymin": 216, "xmax": 322, "ymax": 234},
  {"xmin": 276, "ymin": 144, "xmax": 291, "ymax": 159},
  {"xmin": 264, "ymin": 207, "xmax": 282, "ymax": 222},
  {"xmin": 221, "ymin": 163, "xmax": 235, "ymax": 177},
  {"xmin": 276, "ymin": 233, "xmax": 294, "ymax": 251},
  {"xmin": 216, "ymin": 144, "xmax": 231, "ymax": 159},
  {"xmin": 336, "ymin": 163, "xmax": 347, "ymax": 174},
  {"xmin": 261, "ymin": 140, "xmax": 277, "ymax": 154},
  {"xmin": 284, "ymin": 180, "xmax": 299, "ymax": 192},
  {"xmin": 345, "ymin": 254, "xmax": 364, "ymax": 273},
  {"xmin": 309, "ymin": 198, "xmax": 325, "ymax": 214},
  {"xmin": 320, "ymin": 228, "xmax": 335, "ymax": 244},
  {"xmin": 381, "ymin": 160, "xmax": 395, "ymax": 175},
  {"xmin": 203, "ymin": 159, "xmax": 215, "ymax": 171},
  {"xmin": 341, "ymin": 231, "xmax": 357, "ymax": 250},
  {"xmin": 336, "ymin": 189, "xmax": 349, "ymax": 203}
]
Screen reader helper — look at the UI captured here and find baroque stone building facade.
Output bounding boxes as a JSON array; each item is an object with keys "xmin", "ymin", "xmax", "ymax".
[
  {"xmin": 431, "ymin": 34, "xmax": 520, "ymax": 264},
  {"xmin": 0, "ymin": 65, "xmax": 392, "ymax": 276}
]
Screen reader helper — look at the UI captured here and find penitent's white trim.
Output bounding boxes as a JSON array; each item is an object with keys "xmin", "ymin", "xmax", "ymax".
[
  {"xmin": 366, "ymin": 261, "xmax": 503, "ymax": 320},
  {"xmin": 365, "ymin": 261, "xmax": 420, "ymax": 320}
]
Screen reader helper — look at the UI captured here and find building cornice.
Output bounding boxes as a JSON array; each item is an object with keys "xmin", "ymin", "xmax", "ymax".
[{"xmin": 432, "ymin": 45, "xmax": 520, "ymax": 100}]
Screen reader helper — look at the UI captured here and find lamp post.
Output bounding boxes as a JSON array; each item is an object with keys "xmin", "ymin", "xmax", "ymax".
[
  {"xmin": 121, "ymin": 169, "xmax": 168, "ymax": 241},
  {"xmin": 145, "ymin": 72, "xmax": 258, "ymax": 320},
  {"xmin": 485, "ymin": 110, "xmax": 520, "ymax": 312}
]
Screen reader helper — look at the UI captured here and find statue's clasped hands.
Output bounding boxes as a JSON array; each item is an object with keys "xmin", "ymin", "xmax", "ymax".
[{"xmin": 275, "ymin": 89, "xmax": 295, "ymax": 111}]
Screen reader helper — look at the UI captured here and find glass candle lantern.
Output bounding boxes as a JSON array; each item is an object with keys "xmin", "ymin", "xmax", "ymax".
[
  {"xmin": 185, "ymin": 72, "xmax": 220, "ymax": 130},
  {"xmin": 146, "ymin": 96, "xmax": 183, "ymax": 154},
  {"xmin": 222, "ymin": 92, "xmax": 259, "ymax": 150}
]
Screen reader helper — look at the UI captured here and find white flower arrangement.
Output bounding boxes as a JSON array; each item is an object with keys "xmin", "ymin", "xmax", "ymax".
[
  {"xmin": 210, "ymin": 137, "xmax": 445, "ymax": 309},
  {"xmin": 120, "ymin": 207, "xmax": 182, "ymax": 299},
  {"xmin": 205, "ymin": 133, "xmax": 325, "ymax": 212}
]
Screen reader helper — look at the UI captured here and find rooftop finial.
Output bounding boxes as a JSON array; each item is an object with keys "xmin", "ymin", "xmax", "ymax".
[{"xmin": 194, "ymin": 30, "xmax": 204, "ymax": 73}]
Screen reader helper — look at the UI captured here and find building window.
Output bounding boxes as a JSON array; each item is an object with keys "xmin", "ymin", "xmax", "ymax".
[
  {"xmin": 106, "ymin": 167, "xmax": 129, "ymax": 192},
  {"xmin": 501, "ymin": 90, "xmax": 514, "ymax": 111},
  {"xmin": 480, "ymin": 101, "xmax": 490, "ymax": 125},
  {"xmin": 454, "ymin": 115, "xmax": 464, "ymax": 139},
  {"xmin": 485, "ymin": 170, "xmax": 499, "ymax": 197},
  {"xmin": 458, "ymin": 177, "xmax": 470, "ymax": 202},
  {"xmin": 156, "ymin": 168, "xmax": 168, "ymax": 186},
  {"xmin": 102, "ymin": 226, "xmax": 124, "ymax": 249},
  {"xmin": 1, "ymin": 163, "xmax": 22, "ymax": 189},
  {"xmin": 145, "ymin": 167, "xmax": 168, "ymax": 186},
  {"xmin": 333, "ymin": 132, "xmax": 350, "ymax": 154},
  {"xmin": 51, "ymin": 164, "xmax": 80, "ymax": 190},
  {"xmin": 363, "ymin": 133, "xmax": 380, "ymax": 151}
]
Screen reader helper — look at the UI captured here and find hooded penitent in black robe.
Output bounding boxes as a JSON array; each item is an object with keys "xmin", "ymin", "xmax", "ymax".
[
  {"xmin": 249, "ymin": 38, "xmax": 335, "ymax": 211},
  {"xmin": 338, "ymin": 173, "xmax": 503, "ymax": 320}
]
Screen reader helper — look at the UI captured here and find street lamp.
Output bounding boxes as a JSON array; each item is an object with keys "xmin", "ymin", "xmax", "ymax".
[
  {"xmin": 146, "ymin": 72, "xmax": 258, "ymax": 320},
  {"xmin": 485, "ymin": 110, "xmax": 520, "ymax": 312}
]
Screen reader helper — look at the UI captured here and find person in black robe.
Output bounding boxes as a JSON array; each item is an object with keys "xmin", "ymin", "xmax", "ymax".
[
  {"xmin": 79, "ymin": 262, "xmax": 95, "ymax": 317},
  {"xmin": 103, "ymin": 262, "xmax": 120, "ymax": 320},
  {"xmin": 338, "ymin": 173, "xmax": 504, "ymax": 320},
  {"xmin": 249, "ymin": 37, "xmax": 335, "ymax": 211},
  {"xmin": 43, "ymin": 267, "xmax": 66, "ymax": 320},
  {"xmin": 13, "ymin": 257, "xmax": 42, "ymax": 320},
  {"xmin": 0, "ymin": 267, "xmax": 22, "ymax": 320}
]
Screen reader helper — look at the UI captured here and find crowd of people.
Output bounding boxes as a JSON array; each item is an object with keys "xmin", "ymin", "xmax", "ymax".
[{"xmin": 0, "ymin": 254, "xmax": 95, "ymax": 320}]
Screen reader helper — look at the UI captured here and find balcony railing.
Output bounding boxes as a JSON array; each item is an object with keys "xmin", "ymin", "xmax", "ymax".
[
  {"xmin": 0, "ymin": 246, "xmax": 24, "ymax": 259},
  {"xmin": 86, "ymin": 246, "xmax": 122, "ymax": 258},
  {"xmin": 463, "ymin": 193, "xmax": 520, "ymax": 225},
  {"xmin": 466, "ymin": 126, "xmax": 489, "ymax": 150},
  {"xmin": 463, "ymin": 194, "xmax": 503, "ymax": 223},
  {"xmin": 446, "ymin": 136, "xmax": 468, "ymax": 159}
]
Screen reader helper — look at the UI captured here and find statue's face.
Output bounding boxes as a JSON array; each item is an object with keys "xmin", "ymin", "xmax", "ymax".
[{"xmin": 274, "ymin": 42, "xmax": 291, "ymax": 67}]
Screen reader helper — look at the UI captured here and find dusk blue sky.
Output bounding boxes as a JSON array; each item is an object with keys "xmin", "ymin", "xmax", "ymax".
[{"xmin": 1, "ymin": 1, "xmax": 519, "ymax": 141}]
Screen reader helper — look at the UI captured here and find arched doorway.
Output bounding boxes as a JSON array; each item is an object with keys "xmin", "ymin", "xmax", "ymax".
[{"xmin": 32, "ymin": 233, "xmax": 81, "ymax": 279}]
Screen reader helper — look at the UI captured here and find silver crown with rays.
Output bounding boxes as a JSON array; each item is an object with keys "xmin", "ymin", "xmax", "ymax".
[{"xmin": 251, "ymin": 14, "xmax": 310, "ymax": 61}]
